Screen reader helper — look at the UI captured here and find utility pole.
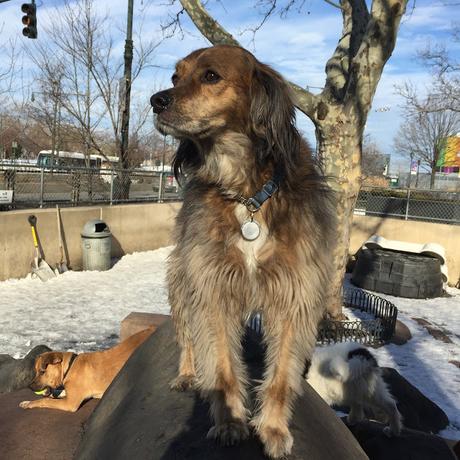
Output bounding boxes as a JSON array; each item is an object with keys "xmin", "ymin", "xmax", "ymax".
[
  {"xmin": 49, "ymin": 77, "xmax": 62, "ymax": 172},
  {"xmin": 85, "ymin": 0, "xmax": 92, "ymax": 168},
  {"xmin": 120, "ymin": 0, "xmax": 133, "ymax": 169}
]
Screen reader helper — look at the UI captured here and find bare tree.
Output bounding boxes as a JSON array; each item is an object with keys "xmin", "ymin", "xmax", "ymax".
[
  {"xmin": 0, "ymin": 34, "xmax": 22, "ymax": 158},
  {"xmin": 0, "ymin": 34, "xmax": 18, "ymax": 101},
  {"xmin": 26, "ymin": 0, "xmax": 159, "ymax": 168},
  {"xmin": 395, "ymin": 23, "xmax": 460, "ymax": 116},
  {"xmin": 394, "ymin": 102, "xmax": 459, "ymax": 188},
  {"xmin": 362, "ymin": 134, "xmax": 389, "ymax": 179},
  {"xmin": 394, "ymin": 23, "xmax": 460, "ymax": 188},
  {"xmin": 163, "ymin": 0, "xmax": 408, "ymax": 316}
]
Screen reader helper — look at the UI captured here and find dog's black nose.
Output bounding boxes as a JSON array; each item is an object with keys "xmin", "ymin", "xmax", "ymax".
[{"xmin": 151, "ymin": 90, "xmax": 172, "ymax": 114}]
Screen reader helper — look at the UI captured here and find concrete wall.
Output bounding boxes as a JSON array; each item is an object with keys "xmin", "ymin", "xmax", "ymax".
[
  {"xmin": 351, "ymin": 215, "xmax": 460, "ymax": 286},
  {"xmin": 0, "ymin": 203, "xmax": 181, "ymax": 281},
  {"xmin": 1, "ymin": 204, "xmax": 459, "ymax": 286}
]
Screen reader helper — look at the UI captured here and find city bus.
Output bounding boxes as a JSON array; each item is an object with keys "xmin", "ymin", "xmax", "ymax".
[{"xmin": 36, "ymin": 151, "xmax": 119, "ymax": 169}]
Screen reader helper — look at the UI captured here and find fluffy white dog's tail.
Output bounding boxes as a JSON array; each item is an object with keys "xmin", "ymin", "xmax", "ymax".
[{"xmin": 328, "ymin": 346, "xmax": 378, "ymax": 383}]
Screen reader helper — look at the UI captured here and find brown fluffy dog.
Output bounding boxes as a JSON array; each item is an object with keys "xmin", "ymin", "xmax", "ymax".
[
  {"xmin": 19, "ymin": 328, "xmax": 153, "ymax": 412},
  {"xmin": 151, "ymin": 45, "xmax": 336, "ymax": 458}
]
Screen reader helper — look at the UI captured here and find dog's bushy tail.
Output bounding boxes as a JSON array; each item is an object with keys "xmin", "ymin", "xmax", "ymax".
[
  {"xmin": 329, "ymin": 347, "xmax": 378, "ymax": 382},
  {"xmin": 347, "ymin": 347, "xmax": 379, "ymax": 381}
]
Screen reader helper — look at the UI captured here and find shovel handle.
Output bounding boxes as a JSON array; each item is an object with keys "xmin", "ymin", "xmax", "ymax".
[{"xmin": 28, "ymin": 215, "xmax": 39, "ymax": 248}]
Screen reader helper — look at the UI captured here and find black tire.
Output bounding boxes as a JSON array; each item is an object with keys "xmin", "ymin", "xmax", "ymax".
[{"xmin": 351, "ymin": 249, "xmax": 443, "ymax": 299}]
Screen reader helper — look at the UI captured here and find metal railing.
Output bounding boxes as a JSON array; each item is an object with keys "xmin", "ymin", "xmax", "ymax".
[
  {"xmin": 317, "ymin": 288, "xmax": 398, "ymax": 346},
  {"xmin": 0, "ymin": 163, "xmax": 182, "ymax": 209},
  {"xmin": 356, "ymin": 186, "xmax": 460, "ymax": 225},
  {"xmin": 247, "ymin": 288, "xmax": 398, "ymax": 346}
]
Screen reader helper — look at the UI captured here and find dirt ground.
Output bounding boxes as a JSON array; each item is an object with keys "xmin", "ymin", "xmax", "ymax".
[{"xmin": 0, "ymin": 389, "xmax": 97, "ymax": 460}]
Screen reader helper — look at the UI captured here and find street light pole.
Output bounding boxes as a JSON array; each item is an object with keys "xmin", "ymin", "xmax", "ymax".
[{"xmin": 120, "ymin": 0, "xmax": 133, "ymax": 169}]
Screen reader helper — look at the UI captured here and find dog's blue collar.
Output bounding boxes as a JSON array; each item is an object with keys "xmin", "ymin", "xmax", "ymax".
[
  {"xmin": 51, "ymin": 386, "xmax": 65, "ymax": 398},
  {"xmin": 238, "ymin": 165, "xmax": 283, "ymax": 213}
]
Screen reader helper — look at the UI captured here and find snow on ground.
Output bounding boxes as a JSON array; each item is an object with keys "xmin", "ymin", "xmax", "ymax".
[
  {"xmin": 0, "ymin": 248, "xmax": 171, "ymax": 357},
  {"xmin": 0, "ymin": 248, "xmax": 459, "ymax": 438}
]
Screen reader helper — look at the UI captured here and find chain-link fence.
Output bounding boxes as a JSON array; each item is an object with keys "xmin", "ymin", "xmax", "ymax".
[
  {"xmin": 0, "ymin": 163, "xmax": 181, "ymax": 209},
  {"xmin": 398, "ymin": 172, "xmax": 460, "ymax": 191},
  {"xmin": 1, "ymin": 164, "xmax": 459, "ymax": 225},
  {"xmin": 356, "ymin": 186, "xmax": 460, "ymax": 225}
]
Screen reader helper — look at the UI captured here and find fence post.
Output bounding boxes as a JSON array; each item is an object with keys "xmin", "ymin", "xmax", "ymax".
[
  {"xmin": 404, "ymin": 188, "xmax": 411, "ymax": 220},
  {"xmin": 158, "ymin": 172, "xmax": 163, "ymax": 203},
  {"xmin": 39, "ymin": 168, "xmax": 44, "ymax": 208},
  {"xmin": 110, "ymin": 169, "xmax": 114, "ymax": 205},
  {"xmin": 88, "ymin": 168, "xmax": 93, "ymax": 203}
]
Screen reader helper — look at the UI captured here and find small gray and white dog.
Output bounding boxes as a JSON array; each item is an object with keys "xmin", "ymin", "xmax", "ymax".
[{"xmin": 306, "ymin": 342, "xmax": 402, "ymax": 436}]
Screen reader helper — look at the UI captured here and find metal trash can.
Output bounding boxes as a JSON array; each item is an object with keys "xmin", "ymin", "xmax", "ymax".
[{"xmin": 81, "ymin": 219, "xmax": 112, "ymax": 271}]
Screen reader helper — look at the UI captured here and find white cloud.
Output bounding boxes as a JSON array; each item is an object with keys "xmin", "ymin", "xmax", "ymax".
[{"xmin": 401, "ymin": 4, "xmax": 458, "ymax": 31}]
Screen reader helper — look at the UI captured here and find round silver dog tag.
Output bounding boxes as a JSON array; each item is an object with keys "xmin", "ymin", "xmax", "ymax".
[{"xmin": 241, "ymin": 219, "xmax": 260, "ymax": 241}]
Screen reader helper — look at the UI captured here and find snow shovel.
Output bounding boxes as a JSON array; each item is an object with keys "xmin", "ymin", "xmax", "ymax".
[
  {"xmin": 55, "ymin": 205, "xmax": 68, "ymax": 273},
  {"xmin": 28, "ymin": 215, "xmax": 56, "ymax": 281}
]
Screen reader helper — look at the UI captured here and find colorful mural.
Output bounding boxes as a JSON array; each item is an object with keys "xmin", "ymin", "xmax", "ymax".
[{"xmin": 436, "ymin": 135, "xmax": 460, "ymax": 170}]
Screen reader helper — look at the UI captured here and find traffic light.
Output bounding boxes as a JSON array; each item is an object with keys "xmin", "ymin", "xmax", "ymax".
[{"xmin": 21, "ymin": 3, "xmax": 37, "ymax": 39}]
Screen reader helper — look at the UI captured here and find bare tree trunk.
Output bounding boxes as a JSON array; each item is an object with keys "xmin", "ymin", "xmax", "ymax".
[{"xmin": 179, "ymin": 0, "xmax": 407, "ymax": 317}]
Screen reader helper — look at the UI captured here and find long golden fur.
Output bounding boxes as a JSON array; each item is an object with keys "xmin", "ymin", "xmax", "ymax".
[{"xmin": 151, "ymin": 45, "xmax": 336, "ymax": 458}]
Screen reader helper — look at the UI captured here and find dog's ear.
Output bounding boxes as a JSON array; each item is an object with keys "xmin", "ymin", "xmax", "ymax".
[
  {"xmin": 39, "ymin": 352, "xmax": 63, "ymax": 370},
  {"xmin": 249, "ymin": 62, "xmax": 300, "ymax": 167}
]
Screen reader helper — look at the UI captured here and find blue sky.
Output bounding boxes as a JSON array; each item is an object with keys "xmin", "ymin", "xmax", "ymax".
[{"xmin": 1, "ymin": 0, "xmax": 459, "ymax": 172}]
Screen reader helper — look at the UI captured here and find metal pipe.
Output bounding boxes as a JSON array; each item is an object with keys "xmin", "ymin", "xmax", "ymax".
[
  {"xmin": 405, "ymin": 188, "xmax": 411, "ymax": 220},
  {"xmin": 39, "ymin": 168, "xmax": 44, "ymax": 208},
  {"xmin": 110, "ymin": 169, "xmax": 114, "ymax": 205},
  {"xmin": 158, "ymin": 172, "xmax": 163, "ymax": 203}
]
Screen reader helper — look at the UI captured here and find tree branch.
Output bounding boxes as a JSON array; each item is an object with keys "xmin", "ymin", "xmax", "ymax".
[
  {"xmin": 323, "ymin": 0, "xmax": 345, "ymax": 9},
  {"xmin": 179, "ymin": 0, "xmax": 239, "ymax": 45},
  {"xmin": 324, "ymin": 0, "xmax": 369, "ymax": 101},
  {"xmin": 289, "ymin": 82, "xmax": 319, "ymax": 118},
  {"xmin": 349, "ymin": 0, "xmax": 408, "ymax": 124}
]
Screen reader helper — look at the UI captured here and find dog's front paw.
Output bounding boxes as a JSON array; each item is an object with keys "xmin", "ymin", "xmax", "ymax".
[
  {"xmin": 169, "ymin": 374, "xmax": 197, "ymax": 392},
  {"xmin": 19, "ymin": 401, "xmax": 32, "ymax": 409},
  {"xmin": 251, "ymin": 420, "xmax": 294, "ymax": 458},
  {"xmin": 207, "ymin": 420, "xmax": 249, "ymax": 446},
  {"xmin": 252, "ymin": 421, "xmax": 293, "ymax": 459}
]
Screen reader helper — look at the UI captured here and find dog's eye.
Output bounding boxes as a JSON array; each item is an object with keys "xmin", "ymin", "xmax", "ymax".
[
  {"xmin": 171, "ymin": 74, "xmax": 179, "ymax": 86},
  {"xmin": 202, "ymin": 70, "xmax": 221, "ymax": 84}
]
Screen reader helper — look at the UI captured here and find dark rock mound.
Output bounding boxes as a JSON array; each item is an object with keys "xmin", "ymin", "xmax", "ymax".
[
  {"xmin": 343, "ymin": 418, "xmax": 455, "ymax": 460},
  {"xmin": 76, "ymin": 320, "xmax": 367, "ymax": 460},
  {"xmin": 382, "ymin": 367, "xmax": 449, "ymax": 433},
  {"xmin": 0, "ymin": 388, "xmax": 97, "ymax": 460},
  {"xmin": 390, "ymin": 320, "xmax": 412, "ymax": 345},
  {"xmin": 0, "ymin": 345, "xmax": 51, "ymax": 393}
]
